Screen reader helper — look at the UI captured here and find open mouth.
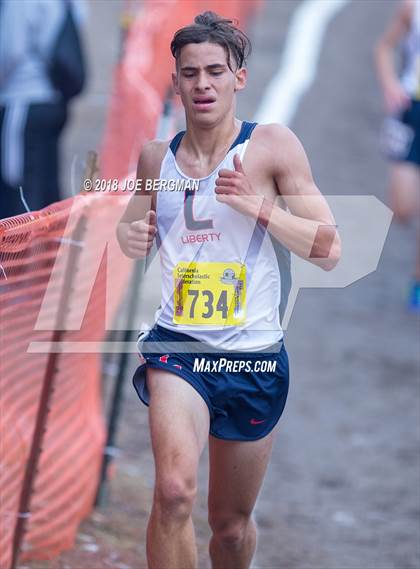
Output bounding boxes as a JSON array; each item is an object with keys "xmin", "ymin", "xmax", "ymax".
[{"xmin": 192, "ymin": 97, "xmax": 216, "ymax": 109}]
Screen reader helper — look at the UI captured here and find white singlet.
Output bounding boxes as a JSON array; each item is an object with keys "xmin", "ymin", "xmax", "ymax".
[
  {"xmin": 152, "ymin": 121, "xmax": 291, "ymax": 352},
  {"xmin": 400, "ymin": 0, "xmax": 420, "ymax": 99}
]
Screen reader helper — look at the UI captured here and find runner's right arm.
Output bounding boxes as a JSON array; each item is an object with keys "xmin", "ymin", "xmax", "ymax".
[
  {"xmin": 116, "ymin": 140, "xmax": 166, "ymax": 259},
  {"xmin": 374, "ymin": 0, "xmax": 413, "ymax": 113}
]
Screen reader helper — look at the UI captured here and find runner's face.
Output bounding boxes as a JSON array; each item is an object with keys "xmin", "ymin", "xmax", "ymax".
[{"xmin": 173, "ymin": 42, "xmax": 246, "ymax": 124}]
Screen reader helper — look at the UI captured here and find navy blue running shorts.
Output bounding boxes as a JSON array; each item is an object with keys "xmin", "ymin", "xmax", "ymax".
[
  {"xmin": 381, "ymin": 99, "xmax": 420, "ymax": 166},
  {"xmin": 132, "ymin": 325, "xmax": 290, "ymax": 441}
]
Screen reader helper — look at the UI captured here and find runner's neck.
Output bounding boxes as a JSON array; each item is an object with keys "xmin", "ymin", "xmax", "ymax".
[{"xmin": 181, "ymin": 116, "xmax": 242, "ymax": 165}]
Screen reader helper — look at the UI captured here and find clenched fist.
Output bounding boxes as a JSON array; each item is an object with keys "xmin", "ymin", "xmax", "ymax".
[
  {"xmin": 125, "ymin": 210, "xmax": 157, "ymax": 259},
  {"xmin": 215, "ymin": 153, "xmax": 266, "ymax": 219}
]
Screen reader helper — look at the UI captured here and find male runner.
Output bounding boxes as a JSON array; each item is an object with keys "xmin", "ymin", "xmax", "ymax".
[
  {"xmin": 117, "ymin": 11, "xmax": 341, "ymax": 569},
  {"xmin": 375, "ymin": 0, "xmax": 420, "ymax": 309}
]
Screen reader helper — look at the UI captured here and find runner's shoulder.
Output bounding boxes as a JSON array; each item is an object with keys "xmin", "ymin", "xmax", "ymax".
[
  {"xmin": 253, "ymin": 123, "xmax": 301, "ymax": 149},
  {"xmin": 137, "ymin": 139, "xmax": 170, "ymax": 179},
  {"xmin": 251, "ymin": 123, "xmax": 306, "ymax": 166}
]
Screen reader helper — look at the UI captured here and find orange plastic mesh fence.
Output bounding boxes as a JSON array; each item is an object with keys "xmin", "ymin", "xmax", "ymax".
[
  {"xmin": 0, "ymin": 0, "xmax": 262, "ymax": 566},
  {"xmin": 0, "ymin": 194, "xmax": 133, "ymax": 568}
]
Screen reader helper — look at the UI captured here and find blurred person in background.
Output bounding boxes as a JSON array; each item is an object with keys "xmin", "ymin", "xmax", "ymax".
[
  {"xmin": 375, "ymin": 0, "xmax": 420, "ymax": 309},
  {"xmin": 0, "ymin": 0, "xmax": 86, "ymax": 220}
]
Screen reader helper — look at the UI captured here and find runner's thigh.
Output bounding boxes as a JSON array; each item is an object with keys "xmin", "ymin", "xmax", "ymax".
[
  {"xmin": 389, "ymin": 162, "xmax": 420, "ymax": 221},
  {"xmin": 208, "ymin": 433, "xmax": 275, "ymax": 519},
  {"xmin": 147, "ymin": 368, "xmax": 210, "ymax": 478}
]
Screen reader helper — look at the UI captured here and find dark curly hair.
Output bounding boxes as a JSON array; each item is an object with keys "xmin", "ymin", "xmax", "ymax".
[{"xmin": 170, "ymin": 11, "xmax": 252, "ymax": 71}]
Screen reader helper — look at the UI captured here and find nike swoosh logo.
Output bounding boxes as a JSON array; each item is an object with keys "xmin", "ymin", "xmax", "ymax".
[{"xmin": 250, "ymin": 418, "xmax": 267, "ymax": 425}]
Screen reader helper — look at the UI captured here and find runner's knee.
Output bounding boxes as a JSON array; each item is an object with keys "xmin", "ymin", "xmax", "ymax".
[
  {"xmin": 391, "ymin": 201, "xmax": 413, "ymax": 223},
  {"xmin": 155, "ymin": 475, "xmax": 197, "ymax": 519},
  {"xmin": 209, "ymin": 514, "xmax": 253, "ymax": 549}
]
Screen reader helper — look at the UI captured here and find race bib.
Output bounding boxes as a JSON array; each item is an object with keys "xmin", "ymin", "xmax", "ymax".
[
  {"xmin": 380, "ymin": 116, "xmax": 415, "ymax": 160},
  {"xmin": 173, "ymin": 262, "xmax": 246, "ymax": 326}
]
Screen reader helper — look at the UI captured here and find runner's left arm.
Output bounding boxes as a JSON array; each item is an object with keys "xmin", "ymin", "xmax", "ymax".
[
  {"xmin": 266, "ymin": 125, "xmax": 341, "ymax": 271},
  {"xmin": 374, "ymin": 0, "xmax": 413, "ymax": 114},
  {"xmin": 215, "ymin": 125, "xmax": 341, "ymax": 271}
]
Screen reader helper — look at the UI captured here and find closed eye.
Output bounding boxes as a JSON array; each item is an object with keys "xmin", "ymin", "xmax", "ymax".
[{"xmin": 182, "ymin": 69, "xmax": 225, "ymax": 79}]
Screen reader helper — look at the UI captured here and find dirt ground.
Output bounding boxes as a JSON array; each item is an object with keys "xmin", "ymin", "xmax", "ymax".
[{"xmin": 18, "ymin": 0, "xmax": 419, "ymax": 568}]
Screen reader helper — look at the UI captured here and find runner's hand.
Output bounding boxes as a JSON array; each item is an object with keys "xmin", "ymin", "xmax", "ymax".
[
  {"xmin": 383, "ymin": 80, "xmax": 411, "ymax": 114},
  {"xmin": 215, "ymin": 154, "xmax": 265, "ymax": 218},
  {"xmin": 127, "ymin": 210, "xmax": 157, "ymax": 258}
]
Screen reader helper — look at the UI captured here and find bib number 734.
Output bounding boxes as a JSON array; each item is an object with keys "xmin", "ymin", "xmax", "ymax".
[{"xmin": 173, "ymin": 261, "xmax": 246, "ymax": 326}]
